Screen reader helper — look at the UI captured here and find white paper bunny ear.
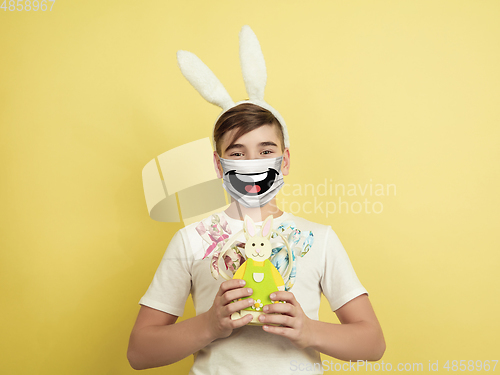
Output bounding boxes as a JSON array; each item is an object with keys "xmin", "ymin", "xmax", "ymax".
[
  {"xmin": 239, "ymin": 25, "xmax": 267, "ymax": 101},
  {"xmin": 176, "ymin": 50, "xmax": 235, "ymax": 110},
  {"xmin": 260, "ymin": 215, "xmax": 273, "ymax": 239},
  {"xmin": 244, "ymin": 215, "xmax": 256, "ymax": 239}
]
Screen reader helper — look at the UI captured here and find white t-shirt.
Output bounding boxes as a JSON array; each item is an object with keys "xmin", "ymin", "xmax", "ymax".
[{"xmin": 139, "ymin": 211, "xmax": 368, "ymax": 375}]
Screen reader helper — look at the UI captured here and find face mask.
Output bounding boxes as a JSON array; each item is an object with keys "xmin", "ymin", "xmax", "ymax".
[{"xmin": 219, "ymin": 156, "xmax": 284, "ymax": 208}]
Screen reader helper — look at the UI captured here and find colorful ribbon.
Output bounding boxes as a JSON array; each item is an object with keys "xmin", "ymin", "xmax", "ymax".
[{"xmin": 269, "ymin": 221, "xmax": 314, "ymax": 291}]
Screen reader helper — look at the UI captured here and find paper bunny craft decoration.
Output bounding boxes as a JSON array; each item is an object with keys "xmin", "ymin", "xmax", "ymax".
[
  {"xmin": 176, "ymin": 25, "xmax": 290, "ymax": 150},
  {"xmin": 230, "ymin": 215, "xmax": 289, "ymax": 325}
]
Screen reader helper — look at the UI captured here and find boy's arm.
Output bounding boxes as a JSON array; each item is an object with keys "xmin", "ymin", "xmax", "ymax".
[
  {"xmin": 127, "ymin": 305, "xmax": 214, "ymax": 370},
  {"xmin": 127, "ymin": 279, "xmax": 255, "ymax": 370},
  {"xmin": 307, "ymin": 294, "xmax": 386, "ymax": 361},
  {"xmin": 304, "ymin": 227, "xmax": 384, "ymax": 360},
  {"xmin": 262, "ymin": 292, "xmax": 384, "ymax": 361}
]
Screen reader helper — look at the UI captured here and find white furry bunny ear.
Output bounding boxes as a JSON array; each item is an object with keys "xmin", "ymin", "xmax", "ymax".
[
  {"xmin": 176, "ymin": 50, "xmax": 235, "ymax": 110},
  {"xmin": 239, "ymin": 25, "xmax": 267, "ymax": 101}
]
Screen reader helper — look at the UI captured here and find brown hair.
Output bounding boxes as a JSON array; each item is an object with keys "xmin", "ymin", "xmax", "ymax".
[{"xmin": 213, "ymin": 103, "xmax": 284, "ymax": 156}]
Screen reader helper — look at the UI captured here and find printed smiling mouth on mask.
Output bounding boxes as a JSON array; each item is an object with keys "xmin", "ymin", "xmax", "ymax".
[
  {"xmin": 226, "ymin": 168, "xmax": 279, "ymax": 195},
  {"xmin": 219, "ymin": 156, "xmax": 285, "ymax": 208}
]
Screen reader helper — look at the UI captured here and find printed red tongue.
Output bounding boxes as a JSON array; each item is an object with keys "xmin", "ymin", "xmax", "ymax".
[{"xmin": 245, "ymin": 185, "xmax": 261, "ymax": 193}]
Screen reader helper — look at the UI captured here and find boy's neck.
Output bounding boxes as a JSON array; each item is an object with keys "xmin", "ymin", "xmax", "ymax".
[{"xmin": 224, "ymin": 198, "xmax": 283, "ymax": 222}]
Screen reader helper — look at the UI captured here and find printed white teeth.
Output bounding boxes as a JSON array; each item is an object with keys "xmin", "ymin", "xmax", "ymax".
[{"xmin": 236, "ymin": 172, "xmax": 267, "ymax": 183}]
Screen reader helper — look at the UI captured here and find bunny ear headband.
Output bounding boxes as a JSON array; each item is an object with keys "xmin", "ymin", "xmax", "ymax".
[{"xmin": 176, "ymin": 25, "xmax": 290, "ymax": 150}]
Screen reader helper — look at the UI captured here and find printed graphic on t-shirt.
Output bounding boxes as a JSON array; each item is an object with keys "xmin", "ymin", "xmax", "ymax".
[
  {"xmin": 195, "ymin": 214, "xmax": 314, "ymax": 291},
  {"xmin": 194, "ymin": 213, "xmax": 240, "ymax": 279}
]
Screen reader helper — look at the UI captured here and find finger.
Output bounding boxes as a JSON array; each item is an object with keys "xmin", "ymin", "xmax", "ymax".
[
  {"xmin": 263, "ymin": 302, "xmax": 296, "ymax": 316},
  {"xmin": 224, "ymin": 298, "xmax": 255, "ymax": 316},
  {"xmin": 230, "ymin": 312, "xmax": 254, "ymax": 328},
  {"xmin": 269, "ymin": 291, "xmax": 298, "ymax": 306},
  {"xmin": 222, "ymin": 287, "xmax": 253, "ymax": 305},
  {"xmin": 259, "ymin": 313, "xmax": 295, "ymax": 328},
  {"xmin": 262, "ymin": 324, "xmax": 294, "ymax": 337},
  {"xmin": 216, "ymin": 279, "xmax": 246, "ymax": 297}
]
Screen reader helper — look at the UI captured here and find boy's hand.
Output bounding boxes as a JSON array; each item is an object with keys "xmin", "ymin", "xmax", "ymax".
[
  {"xmin": 258, "ymin": 291, "xmax": 313, "ymax": 350},
  {"xmin": 206, "ymin": 279, "xmax": 254, "ymax": 340}
]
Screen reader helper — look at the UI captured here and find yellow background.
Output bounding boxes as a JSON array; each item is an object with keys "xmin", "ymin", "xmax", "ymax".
[{"xmin": 1, "ymin": 0, "xmax": 499, "ymax": 374}]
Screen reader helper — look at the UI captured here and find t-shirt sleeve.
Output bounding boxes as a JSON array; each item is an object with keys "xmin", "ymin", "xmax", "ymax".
[
  {"xmin": 138, "ymin": 229, "xmax": 192, "ymax": 317},
  {"xmin": 320, "ymin": 226, "xmax": 368, "ymax": 312}
]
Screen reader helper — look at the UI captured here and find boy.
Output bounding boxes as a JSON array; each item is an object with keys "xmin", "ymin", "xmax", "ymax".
[{"xmin": 127, "ymin": 103, "xmax": 385, "ymax": 374}]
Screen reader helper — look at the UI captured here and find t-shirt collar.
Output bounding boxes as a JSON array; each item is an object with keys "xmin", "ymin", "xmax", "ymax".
[{"xmin": 221, "ymin": 210, "xmax": 292, "ymax": 228}]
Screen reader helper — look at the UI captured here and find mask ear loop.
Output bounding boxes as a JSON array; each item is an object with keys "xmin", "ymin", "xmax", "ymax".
[{"xmin": 217, "ymin": 229, "xmax": 294, "ymax": 283}]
